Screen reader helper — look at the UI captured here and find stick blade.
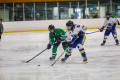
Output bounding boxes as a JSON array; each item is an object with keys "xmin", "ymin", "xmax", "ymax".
[{"xmin": 21, "ymin": 60, "xmax": 27, "ymax": 63}]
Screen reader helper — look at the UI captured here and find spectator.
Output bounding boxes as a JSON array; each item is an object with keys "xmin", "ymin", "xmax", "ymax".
[
  {"xmin": 27, "ymin": 13, "xmax": 32, "ymax": 21},
  {"xmin": 36, "ymin": 15, "xmax": 41, "ymax": 20},
  {"xmin": 14, "ymin": 14, "xmax": 18, "ymax": 21},
  {"xmin": 71, "ymin": 15, "xmax": 74, "ymax": 19},
  {"xmin": 18, "ymin": 15, "xmax": 23, "ymax": 21},
  {"xmin": 93, "ymin": 13, "xmax": 99, "ymax": 18}
]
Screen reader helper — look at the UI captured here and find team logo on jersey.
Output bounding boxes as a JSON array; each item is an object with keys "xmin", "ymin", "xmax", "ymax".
[{"xmin": 108, "ymin": 23, "xmax": 111, "ymax": 26}]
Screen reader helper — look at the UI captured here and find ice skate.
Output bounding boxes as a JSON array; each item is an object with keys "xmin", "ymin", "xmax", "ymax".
[
  {"xmin": 115, "ymin": 42, "xmax": 119, "ymax": 45},
  {"xmin": 61, "ymin": 57, "xmax": 67, "ymax": 62},
  {"xmin": 101, "ymin": 43, "xmax": 105, "ymax": 46},
  {"xmin": 49, "ymin": 56, "xmax": 56, "ymax": 61},
  {"xmin": 83, "ymin": 57, "xmax": 88, "ymax": 63}
]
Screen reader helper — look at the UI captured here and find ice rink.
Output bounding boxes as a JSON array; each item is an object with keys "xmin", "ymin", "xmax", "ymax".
[{"xmin": 0, "ymin": 29, "xmax": 120, "ymax": 80}]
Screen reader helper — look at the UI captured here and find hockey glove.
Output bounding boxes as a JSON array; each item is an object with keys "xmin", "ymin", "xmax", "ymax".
[
  {"xmin": 112, "ymin": 23, "xmax": 116, "ymax": 30},
  {"xmin": 55, "ymin": 36, "xmax": 61, "ymax": 43},
  {"xmin": 78, "ymin": 31, "xmax": 84, "ymax": 37},
  {"xmin": 68, "ymin": 42, "xmax": 72, "ymax": 47},
  {"xmin": 99, "ymin": 27, "xmax": 105, "ymax": 32},
  {"xmin": 118, "ymin": 21, "xmax": 120, "ymax": 25},
  {"xmin": 47, "ymin": 43, "xmax": 51, "ymax": 49}
]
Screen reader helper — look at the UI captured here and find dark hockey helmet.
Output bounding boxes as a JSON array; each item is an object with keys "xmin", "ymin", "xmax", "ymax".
[
  {"xmin": 106, "ymin": 13, "xmax": 110, "ymax": 20},
  {"xmin": 109, "ymin": 13, "xmax": 113, "ymax": 17},
  {"xmin": 48, "ymin": 24, "xmax": 55, "ymax": 31},
  {"xmin": 106, "ymin": 13, "xmax": 110, "ymax": 16},
  {"xmin": 66, "ymin": 20, "xmax": 74, "ymax": 26},
  {"xmin": 0, "ymin": 18, "xmax": 2, "ymax": 22},
  {"xmin": 66, "ymin": 20, "xmax": 74, "ymax": 30}
]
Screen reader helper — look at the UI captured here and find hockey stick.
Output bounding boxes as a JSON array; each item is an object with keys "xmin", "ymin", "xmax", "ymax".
[
  {"xmin": 86, "ymin": 28, "xmax": 109, "ymax": 34},
  {"xmin": 21, "ymin": 43, "xmax": 56, "ymax": 63},
  {"xmin": 51, "ymin": 36, "xmax": 79, "ymax": 66},
  {"xmin": 86, "ymin": 31, "xmax": 100, "ymax": 34}
]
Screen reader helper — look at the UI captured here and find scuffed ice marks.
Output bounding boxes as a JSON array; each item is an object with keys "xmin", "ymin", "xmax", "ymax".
[
  {"xmin": 0, "ymin": 30, "xmax": 120, "ymax": 80},
  {"xmin": 9, "ymin": 46, "xmax": 39, "ymax": 53}
]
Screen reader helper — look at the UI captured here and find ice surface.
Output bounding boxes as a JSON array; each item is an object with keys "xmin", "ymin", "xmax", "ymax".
[{"xmin": 0, "ymin": 29, "xmax": 120, "ymax": 80}]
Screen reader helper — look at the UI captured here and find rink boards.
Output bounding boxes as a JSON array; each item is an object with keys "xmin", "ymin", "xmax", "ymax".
[{"xmin": 2, "ymin": 18, "xmax": 120, "ymax": 33}]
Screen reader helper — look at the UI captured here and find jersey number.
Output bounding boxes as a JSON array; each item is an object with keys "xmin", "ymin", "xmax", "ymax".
[{"xmin": 77, "ymin": 25, "xmax": 80, "ymax": 27}]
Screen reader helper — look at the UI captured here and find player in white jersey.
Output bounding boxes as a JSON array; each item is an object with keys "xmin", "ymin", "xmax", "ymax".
[
  {"xmin": 109, "ymin": 13, "xmax": 120, "ymax": 25},
  {"xmin": 61, "ymin": 20, "xmax": 87, "ymax": 63},
  {"xmin": 100, "ymin": 13, "xmax": 119, "ymax": 45}
]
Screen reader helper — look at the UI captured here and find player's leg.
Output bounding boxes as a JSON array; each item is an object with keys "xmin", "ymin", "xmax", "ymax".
[
  {"xmin": 77, "ymin": 35, "xmax": 87, "ymax": 63},
  {"xmin": 101, "ymin": 30, "xmax": 110, "ymax": 45},
  {"xmin": 61, "ymin": 47, "xmax": 73, "ymax": 62},
  {"xmin": 0, "ymin": 35, "xmax": 1, "ymax": 41},
  {"xmin": 62, "ymin": 41, "xmax": 68, "ymax": 51},
  {"xmin": 0, "ymin": 35, "xmax": 1, "ymax": 46},
  {"xmin": 61, "ymin": 38, "xmax": 77, "ymax": 62},
  {"xmin": 50, "ymin": 42, "xmax": 61, "ymax": 60},
  {"xmin": 112, "ymin": 30, "xmax": 119, "ymax": 45}
]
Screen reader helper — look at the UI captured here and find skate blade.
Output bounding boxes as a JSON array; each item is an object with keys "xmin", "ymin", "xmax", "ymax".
[
  {"xmin": 116, "ymin": 44, "xmax": 119, "ymax": 46},
  {"xmin": 61, "ymin": 61, "xmax": 65, "ymax": 63},
  {"xmin": 49, "ymin": 59, "xmax": 55, "ymax": 61},
  {"xmin": 83, "ymin": 61, "xmax": 88, "ymax": 63}
]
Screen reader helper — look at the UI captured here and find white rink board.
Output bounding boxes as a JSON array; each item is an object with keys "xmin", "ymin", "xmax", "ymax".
[
  {"xmin": 2, "ymin": 18, "xmax": 120, "ymax": 32},
  {"xmin": 0, "ymin": 29, "xmax": 120, "ymax": 80}
]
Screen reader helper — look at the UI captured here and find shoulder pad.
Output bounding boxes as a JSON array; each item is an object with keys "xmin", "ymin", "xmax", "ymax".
[
  {"xmin": 104, "ymin": 18, "xmax": 107, "ymax": 21},
  {"xmin": 82, "ymin": 25, "xmax": 85, "ymax": 28},
  {"xmin": 77, "ymin": 25, "xmax": 80, "ymax": 28}
]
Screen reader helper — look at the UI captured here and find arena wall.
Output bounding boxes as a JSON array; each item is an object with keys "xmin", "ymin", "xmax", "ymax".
[{"xmin": 2, "ymin": 18, "xmax": 120, "ymax": 33}]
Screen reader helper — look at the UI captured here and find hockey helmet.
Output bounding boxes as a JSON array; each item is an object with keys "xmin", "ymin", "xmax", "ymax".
[
  {"xmin": 48, "ymin": 24, "xmax": 55, "ymax": 31},
  {"xmin": 66, "ymin": 20, "xmax": 74, "ymax": 30}
]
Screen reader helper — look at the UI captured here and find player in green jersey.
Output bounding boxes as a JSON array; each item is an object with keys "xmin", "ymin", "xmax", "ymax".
[{"xmin": 47, "ymin": 25, "xmax": 68, "ymax": 60}]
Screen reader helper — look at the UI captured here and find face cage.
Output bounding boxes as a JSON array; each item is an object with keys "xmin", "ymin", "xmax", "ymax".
[{"xmin": 67, "ymin": 25, "xmax": 73, "ymax": 31}]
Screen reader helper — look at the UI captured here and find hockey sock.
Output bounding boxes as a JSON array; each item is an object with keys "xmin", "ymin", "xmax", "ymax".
[
  {"xmin": 52, "ymin": 53, "xmax": 56, "ymax": 57},
  {"xmin": 63, "ymin": 46, "xmax": 68, "ymax": 52},
  {"xmin": 52, "ymin": 46, "xmax": 58, "ymax": 53},
  {"xmin": 113, "ymin": 34, "xmax": 119, "ymax": 43},
  {"xmin": 103, "ymin": 39, "xmax": 107, "ymax": 43},
  {"xmin": 65, "ymin": 48, "xmax": 72, "ymax": 58},
  {"xmin": 79, "ymin": 48, "xmax": 86, "ymax": 57},
  {"xmin": 65, "ymin": 52, "xmax": 71, "ymax": 58},
  {"xmin": 114, "ymin": 37, "xmax": 119, "ymax": 43},
  {"xmin": 103, "ymin": 36, "xmax": 107, "ymax": 43}
]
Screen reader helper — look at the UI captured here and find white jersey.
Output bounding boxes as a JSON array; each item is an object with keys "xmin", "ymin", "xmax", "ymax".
[
  {"xmin": 65, "ymin": 25, "xmax": 87, "ymax": 42},
  {"xmin": 112, "ymin": 18, "xmax": 118, "ymax": 25},
  {"xmin": 103, "ymin": 17, "xmax": 117, "ymax": 28}
]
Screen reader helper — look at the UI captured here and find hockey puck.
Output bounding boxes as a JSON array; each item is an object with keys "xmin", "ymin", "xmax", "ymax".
[{"xmin": 38, "ymin": 65, "xmax": 40, "ymax": 66}]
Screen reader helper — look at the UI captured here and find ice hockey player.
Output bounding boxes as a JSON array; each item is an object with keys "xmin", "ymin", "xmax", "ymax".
[
  {"xmin": 0, "ymin": 18, "xmax": 3, "ymax": 42},
  {"xmin": 47, "ymin": 25, "xmax": 68, "ymax": 60},
  {"xmin": 61, "ymin": 20, "xmax": 87, "ymax": 63},
  {"xmin": 100, "ymin": 13, "xmax": 119, "ymax": 45},
  {"xmin": 109, "ymin": 13, "xmax": 120, "ymax": 25}
]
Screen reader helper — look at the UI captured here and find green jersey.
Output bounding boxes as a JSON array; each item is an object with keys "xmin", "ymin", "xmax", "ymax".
[
  {"xmin": 49, "ymin": 28, "xmax": 66, "ymax": 43},
  {"xmin": 112, "ymin": 16, "xmax": 116, "ymax": 18},
  {"xmin": 112, "ymin": 16, "xmax": 118, "ymax": 22}
]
